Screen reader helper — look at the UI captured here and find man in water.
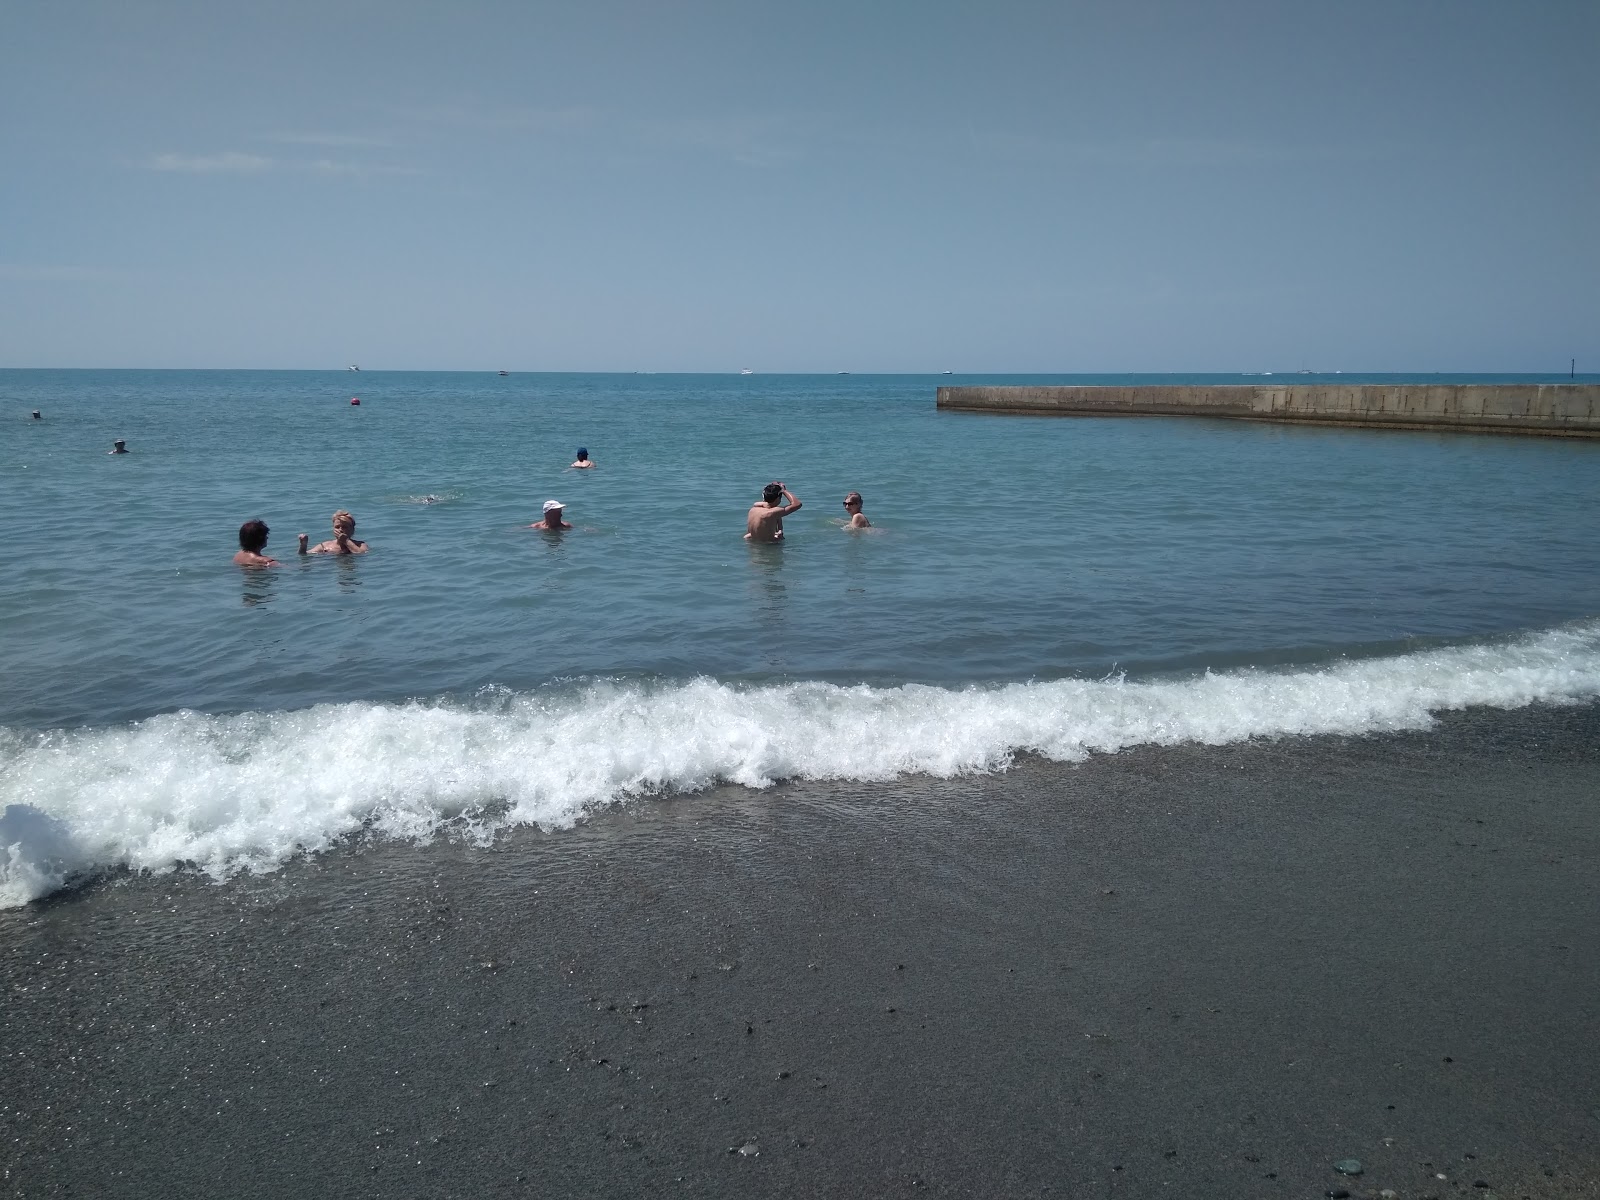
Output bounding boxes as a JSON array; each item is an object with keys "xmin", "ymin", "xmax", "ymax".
[
  {"xmin": 841, "ymin": 491, "xmax": 870, "ymax": 529},
  {"xmin": 745, "ymin": 482, "xmax": 801, "ymax": 542},
  {"xmin": 31, "ymin": 410, "xmax": 41, "ymax": 420},
  {"xmin": 530, "ymin": 500, "xmax": 573, "ymax": 531},
  {"xmin": 233, "ymin": 519, "xmax": 279, "ymax": 566},
  {"xmin": 299, "ymin": 510, "xmax": 369, "ymax": 555},
  {"xmin": 109, "ymin": 439, "xmax": 128, "ymax": 454},
  {"xmin": 571, "ymin": 448, "xmax": 595, "ymax": 469}
]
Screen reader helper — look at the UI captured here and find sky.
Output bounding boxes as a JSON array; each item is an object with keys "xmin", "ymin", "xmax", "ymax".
[{"xmin": 2, "ymin": 0, "xmax": 1596, "ymax": 372}]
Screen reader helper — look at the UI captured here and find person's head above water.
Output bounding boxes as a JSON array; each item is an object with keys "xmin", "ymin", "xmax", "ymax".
[
  {"xmin": 239, "ymin": 520, "xmax": 269, "ymax": 553},
  {"xmin": 110, "ymin": 439, "xmax": 127, "ymax": 453},
  {"xmin": 762, "ymin": 482, "xmax": 784, "ymax": 504},
  {"xmin": 31, "ymin": 410, "xmax": 41, "ymax": 420},
  {"xmin": 543, "ymin": 500, "xmax": 565, "ymax": 515},
  {"xmin": 843, "ymin": 492, "xmax": 863, "ymax": 510},
  {"xmin": 331, "ymin": 510, "xmax": 356, "ymax": 535},
  {"xmin": 575, "ymin": 448, "xmax": 588, "ymax": 461}
]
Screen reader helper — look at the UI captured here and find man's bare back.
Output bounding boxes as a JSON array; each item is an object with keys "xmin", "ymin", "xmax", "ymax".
[{"xmin": 745, "ymin": 483, "xmax": 801, "ymax": 542}]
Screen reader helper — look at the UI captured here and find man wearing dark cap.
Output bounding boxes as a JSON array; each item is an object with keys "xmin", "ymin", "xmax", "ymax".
[{"xmin": 745, "ymin": 482, "xmax": 801, "ymax": 542}]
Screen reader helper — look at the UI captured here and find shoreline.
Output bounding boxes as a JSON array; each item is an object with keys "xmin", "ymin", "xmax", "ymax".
[{"xmin": 3, "ymin": 703, "xmax": 1598, "ymax": 1197}]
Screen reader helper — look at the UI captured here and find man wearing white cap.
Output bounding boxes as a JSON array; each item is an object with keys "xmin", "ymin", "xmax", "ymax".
[{"xmin": 530, "ymin": 499, "xmax": 573, "ymax": 531}]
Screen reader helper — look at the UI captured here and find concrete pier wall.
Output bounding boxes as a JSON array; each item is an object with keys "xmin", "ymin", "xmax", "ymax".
[{"xmin": 935, "ymin": 384, "xmax": 1600, "ymax": 437}]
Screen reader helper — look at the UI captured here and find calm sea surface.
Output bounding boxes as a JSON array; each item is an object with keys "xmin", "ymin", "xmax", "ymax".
[
  {"xmin": 4, "ymin": 370, "xmax": 1599, "ymax": 726},
  {"xmin": 3, "ymin": 370, "xmax": 1600, "ymax": 903}
]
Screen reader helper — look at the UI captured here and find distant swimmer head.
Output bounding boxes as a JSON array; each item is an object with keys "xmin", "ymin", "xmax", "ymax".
[
  {"xmin": 332, "ymin": 509, "xmax": 356, "ymax": 533},
  {"xmin": 843, "ymin": 492, "xmax": 863, "ymax": 509},
  {"xmin": 110, "ymin": 439, "xmax": 127, "ymax": 453},
  {"xmin": 239, "ymin": 519, "xmax": 269, "ymax": 552},
  {"xmin": 542, "ymin": 500, "xmax": 565, "ymax": 514},
  {"xmin": 575, "ymin": 448, "xmax": 588, "ymax": 461},
  {"xmin": 31, "ymin": 410, "xmax": 41, "ymax": 419},
  {"xmin": 763, "ymin": 482, "xmax": 783, "ymax": 504}
]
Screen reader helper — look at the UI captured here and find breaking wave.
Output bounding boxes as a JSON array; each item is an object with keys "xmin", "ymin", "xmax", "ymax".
[{"xmin": 5, "ymin": 621, "xmax": 1600, "ymax": 906}]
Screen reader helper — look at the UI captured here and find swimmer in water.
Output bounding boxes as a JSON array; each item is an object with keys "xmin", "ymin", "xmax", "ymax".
[
  {"xmin": 233, "ymin": 519, "xmax": 279, "ymax": 566},
  {"xmin": 745, "ymin": 482, "xmax": 801, "ymax": 542},
  {"xmin": 109, "ymin": 439, "xmax": 128, "ymax": 454},
  {"xmin": 841, "ymin": 491, "xmax": 870, "ymax": 529},
  {"xmin": 530, "ymin": 500, "xmax": 573, "ymax": 530},
  {"xmin": 572, "ymin": 448, "xmax": 594, "ymax": 469},
  {"xmin": 31, "ymin": 410, "xmax": 41, "ymax": 420},
  {"xmin": 299, "ymin": 510, "xmax": 368, "ymax": 555}
]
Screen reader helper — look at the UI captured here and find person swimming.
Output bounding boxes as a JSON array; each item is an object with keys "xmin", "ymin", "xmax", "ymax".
[
  {"xmin": 841, "ymin": 491, "xmax": 870, "ymax": 529},
  {"xmin": 299, "ymin": 510, "xmax": 368, "ymax": 555},
  {"xmin": 109, "ymin": 439, "xmax": 128, "ymax": 454},
  {"xmin": 572, "ymin": 448, "xmax": 594, "ymax": 469},
  {"xmin": 530, "ymin": 500, "xmax": 573, "ymax": 530},
  {"xmin": 233, "ymin": 519, "xmax": 279, "ymax": 566},
  {"xmin": 745, "ymin": 482, "xmax": 801, "ymax": 542}
]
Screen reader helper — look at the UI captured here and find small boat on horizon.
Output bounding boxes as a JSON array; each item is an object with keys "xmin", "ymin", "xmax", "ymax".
[
  {"xmin": 498, "ymin": 370, "xmax": 509, "ymax": 376},
  {"xmin": 740, "ymin": 369, "xmax": 754, "ymax": 375},
  {"xmin": 348, "ymin": 364, "xmax": 360, "ymax": 371}
]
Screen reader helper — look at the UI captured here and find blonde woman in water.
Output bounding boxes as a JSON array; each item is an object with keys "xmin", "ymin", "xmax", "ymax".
[{"xmin": 299, "ymin": 510, "xmax": 369, "ymax": 555}]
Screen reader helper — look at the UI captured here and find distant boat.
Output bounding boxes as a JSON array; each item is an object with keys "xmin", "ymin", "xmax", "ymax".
[
  {"xmin": 348, "ymin": 364, "xmax": 360, "ymax": 371},
  {"xmin": 740, "ymin": 369, "xmax": 754, "ymax": 375},
  {"xmin": 942, "ymin": 370, "xmax": 953, "ymax": 375},
  {"xmin": 498, "ymin": 370, "xmax": 509, "ymax": 376},
  {"xmin": 837, "ymin": 371, "xmax": 850, "ymax": 375}
]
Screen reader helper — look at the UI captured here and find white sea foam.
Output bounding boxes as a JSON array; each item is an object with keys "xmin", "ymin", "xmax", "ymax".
[{"xmin": 5, "ymin": 621, "xmax": 1600, "ymax": 907}]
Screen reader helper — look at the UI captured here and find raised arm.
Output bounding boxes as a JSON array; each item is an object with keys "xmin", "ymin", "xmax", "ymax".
[
  {"xmin": 780, "ymin": 488, "xmax": 802, "ymax": 515},
  {"xmin": 298, "ymin": 533, "xmax": 310, "ymax": 555}
]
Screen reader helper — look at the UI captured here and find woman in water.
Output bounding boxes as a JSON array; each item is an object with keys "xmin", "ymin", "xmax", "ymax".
[{"xmin": 299, "ymin": 510, "xmax": 369, "ymax": 555}]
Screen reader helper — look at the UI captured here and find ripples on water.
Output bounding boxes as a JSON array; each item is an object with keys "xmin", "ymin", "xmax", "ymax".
[
  {"xmin": 3, "ymin": 370, "xmax": 1599, "ymax": 901},
  {"xmin": 4, "ymin": 370, "xmax": 1598, "ymax": 726}
]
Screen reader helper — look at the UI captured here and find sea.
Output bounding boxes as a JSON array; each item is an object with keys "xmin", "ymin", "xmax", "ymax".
[{"xmin": 4, "ymin": 369, "xmax": 1599, "ymax": 908}]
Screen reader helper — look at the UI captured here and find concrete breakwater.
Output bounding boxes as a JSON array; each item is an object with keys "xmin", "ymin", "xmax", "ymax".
[{"xmin": 936, "ymin": 384, "xmax": 1600, "ymax": 437}]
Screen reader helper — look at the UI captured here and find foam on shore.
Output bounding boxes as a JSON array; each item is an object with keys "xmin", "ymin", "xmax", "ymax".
[{"xmin": 6, "ymin": 620, "xmax": 1600, "ymax": 907}]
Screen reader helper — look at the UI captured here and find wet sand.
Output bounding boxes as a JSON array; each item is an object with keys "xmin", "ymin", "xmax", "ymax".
[{"xmin": 3, "ymin": 703, "xmax": 1598, "ymax": 1199}]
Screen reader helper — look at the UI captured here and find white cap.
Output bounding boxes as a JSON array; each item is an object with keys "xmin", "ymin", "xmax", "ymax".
[{"xmin": 542, "ymin": 500, "xmax": 565, "ymax": 513}]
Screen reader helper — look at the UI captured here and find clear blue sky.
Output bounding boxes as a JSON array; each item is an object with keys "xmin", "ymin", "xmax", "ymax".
[{"xmin": 3, "ymin": 1, "xmax": 1595, "ymax": 372}]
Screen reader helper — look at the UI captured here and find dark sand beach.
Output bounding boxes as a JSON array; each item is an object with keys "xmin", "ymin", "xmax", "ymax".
[{"xmin": 3, "ymin": 703, "xmax": 1598, "ymax": 1199}]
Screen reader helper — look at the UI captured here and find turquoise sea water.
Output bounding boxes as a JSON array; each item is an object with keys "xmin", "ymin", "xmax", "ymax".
[{"xmin": 4, "ymin": 370, "xmax": 1600, "ymax": 902}]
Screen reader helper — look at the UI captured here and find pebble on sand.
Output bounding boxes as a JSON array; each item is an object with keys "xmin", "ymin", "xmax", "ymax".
[{"xmin": 1333, "ymin": 1159, "xmax": 1363, "ymax": 1176}]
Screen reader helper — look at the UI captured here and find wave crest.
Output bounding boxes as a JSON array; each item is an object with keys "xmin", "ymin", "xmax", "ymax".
[{"xmin": 5, "ymin": 622, "xmax": 1600, "ymax": 906}]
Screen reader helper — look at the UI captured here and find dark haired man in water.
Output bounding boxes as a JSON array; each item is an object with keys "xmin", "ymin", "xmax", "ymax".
[
  {"xmin": 109, "ymin": 439, "xmax": 128, "ymax": 454},
  {"xmin": 233, "ymin": 520, "xmax": 278, "ymax": 566},
  {"xmin": 298, "ymin": 510, "xmax": 368, "ymax": 555},
  {"xmin": 745, "ymin": 482, "xmax": 801, "ymax": 542}
]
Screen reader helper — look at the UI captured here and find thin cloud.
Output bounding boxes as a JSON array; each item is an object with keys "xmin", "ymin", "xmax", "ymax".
[
  {"xmin": 147, "ymin": 151, "xmax": 272, "ymax": 173},
  {"xmin": 142, "ymin": 151, "xmax": 422, "ymax": 178}
]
